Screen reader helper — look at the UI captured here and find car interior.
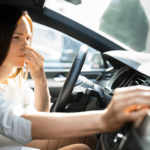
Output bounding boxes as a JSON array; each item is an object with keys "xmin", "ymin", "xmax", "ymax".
[{"xmin": 0, "ymin": 0, "xmax": 150, "ymax": 150}]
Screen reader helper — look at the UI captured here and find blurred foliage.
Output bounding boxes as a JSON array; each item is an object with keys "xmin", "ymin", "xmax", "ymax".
[{"xmin": 99, "ymin": 0, "xmax": 149, "ymax": 51}]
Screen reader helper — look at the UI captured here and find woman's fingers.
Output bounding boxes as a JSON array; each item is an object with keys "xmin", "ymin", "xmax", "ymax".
[
  {"xmin": 24, "ymin": 50, "xmax": 40, "ymax": 65},
  {"xmin": 24, "ymin": 54, "xmax": 39, "ymax": 69},
  {"xmin": 21, "ymin": 45, "xmax": 44, "ymax": 62},
  {"xmin": 103, "ymin": 86, "xmax": 150, "ymax": 132},
  {"xmin": 115, "ymin": 85, "xmax": 150, "ymax": 95},
  {"xmin": 112, "ymin": 86, "xmax": 150, "ymax": 113},
  {"xmin": 125, "ymin": 109, "xmax": 148, "ymax": 122},
  {"xmin": 21, "ymin": 46, "xmax": 44, "ymax": 70},
  {"xmin": 113, "ymin": 92, "xmax": 150, "ymax": 105},
  {"xmin": 111, "ymin": 103, "xmax": 148, "ymax": 123},
  {"xmin": 25, "ymin": 60, "xmax": 34, "ymax": 70},
  {"xmin": 114, "ymin": 96, "xmax": 150, "ymax": 110},
  {"xmin": 20, "ymin": 45, "xmax": 46, "ymax": 81}
]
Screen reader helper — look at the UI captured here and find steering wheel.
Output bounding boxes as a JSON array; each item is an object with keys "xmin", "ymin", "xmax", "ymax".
[{"xmin": 53, "ymin": 45, "xmax": 88, "ymax": 112}]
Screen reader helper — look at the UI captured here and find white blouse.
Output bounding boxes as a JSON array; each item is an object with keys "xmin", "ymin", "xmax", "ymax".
[
  {"xmin": 0, "ymin": 75, "xmax": 37, "ymax": 112},
  {"xmin": 0, "ymin": 93, "xmax": 33, "ymax": 150},
  {"xmin": 0, "ymin": 74, "xmax": 38, "ymax": 150}
]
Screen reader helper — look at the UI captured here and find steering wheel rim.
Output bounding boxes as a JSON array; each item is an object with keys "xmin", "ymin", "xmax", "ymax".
[{"xmin": 53, "ymin": 45, "xmax": 88, "ymax": 112}]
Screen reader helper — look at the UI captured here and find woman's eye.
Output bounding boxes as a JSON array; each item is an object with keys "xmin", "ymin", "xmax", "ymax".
[{"xmin": 13, "ymin": 36, "xmax": 19, "ymax": 39}]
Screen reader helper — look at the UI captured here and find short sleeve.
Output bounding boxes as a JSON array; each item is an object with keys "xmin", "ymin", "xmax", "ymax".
[{"xmin": 0, "ymin": 93, "xmax": 32, "ymax": 145}]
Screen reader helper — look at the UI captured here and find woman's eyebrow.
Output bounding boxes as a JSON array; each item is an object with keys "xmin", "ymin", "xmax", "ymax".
[
  {"xmin": 14, "ymin": 33, "xmax": 32, "ymax": 36},
  {"xmin": 14, "ymin": 33, "xmax": 23, "ymax": 35}
]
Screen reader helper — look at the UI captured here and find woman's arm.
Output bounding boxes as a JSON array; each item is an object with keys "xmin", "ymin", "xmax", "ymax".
[
  {"xmin": 21, "ymin": 111, "xmax": 106, "ymax": 139},
  {"xmin": 21, "ymin": 45, "xmax": 50, "ymax": 112},
  {"xmin": 34, "ymin": 74, "xmax": 50, "ymax": 112},
  {"xmin": 21, "ymin": 85, "xmax": 150, "ymax": 140}
]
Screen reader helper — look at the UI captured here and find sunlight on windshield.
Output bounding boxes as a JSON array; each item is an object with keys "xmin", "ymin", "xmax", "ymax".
[
  {"xmin": 45, "ymin": 0, "xmax": 150, "ymax": 53},
  {"xmin": 45, "ymin": 0, "xmax": 111, "ymax": 31}
]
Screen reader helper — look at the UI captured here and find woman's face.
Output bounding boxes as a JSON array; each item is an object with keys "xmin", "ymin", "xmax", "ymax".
[{"xmin": 3, "ymin": 16, "xmax": 32, "ymax": 68}]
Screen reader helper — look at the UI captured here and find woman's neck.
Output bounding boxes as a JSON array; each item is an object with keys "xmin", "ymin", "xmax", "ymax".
[{"xmin": 0, "ymin": 64, "xmax": 13, "ymax": 84}]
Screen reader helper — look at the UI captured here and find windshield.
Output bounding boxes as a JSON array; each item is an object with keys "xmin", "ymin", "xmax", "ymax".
[{"xmin": 45, "ymin": 0, "xmax": 150, "ymax": 53}]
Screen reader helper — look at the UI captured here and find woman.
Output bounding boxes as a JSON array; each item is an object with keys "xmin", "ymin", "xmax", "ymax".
[
  {"xmin": 0, "ymin": 4, "xmax": 149, "ymax": 150},
  {"xmin": 0, "ymin": 4, "xmax": 96, "ymax": 150}
]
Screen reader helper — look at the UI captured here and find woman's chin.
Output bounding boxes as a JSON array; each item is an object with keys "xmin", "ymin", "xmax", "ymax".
[
  {"xmin": 16, "ymin": 65, "xmax": 24, "ymax": 68},
  {"xmin": 15, "ymin": 61, "xmax": 25, "ymax": 68}
]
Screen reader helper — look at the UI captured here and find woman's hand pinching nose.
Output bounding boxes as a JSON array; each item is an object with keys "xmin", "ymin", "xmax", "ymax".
[{"xmin": 21, "ymin": 45, "xmax": 45, "ymax": 82}]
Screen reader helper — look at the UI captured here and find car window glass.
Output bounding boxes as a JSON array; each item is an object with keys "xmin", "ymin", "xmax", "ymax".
[
  {"xmin": 45, "ymin": 0, "xmax": 150, "ymax": 53},
  {"xmin": 32, "ymin": 22, "xmax": 103, "ymax": 70}
]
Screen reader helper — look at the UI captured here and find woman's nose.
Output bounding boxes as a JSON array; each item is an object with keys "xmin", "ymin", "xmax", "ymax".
[
  {"xmin": 22, "ymin": 39, "xmax": 30, "ymax": 47},
  {"xmin": 25, "ymin": 39, "xmax": 30, "ymax": 45},
  {"xmin": 21, "ymin": 41, "xmax": 29, "ymax": 50}
]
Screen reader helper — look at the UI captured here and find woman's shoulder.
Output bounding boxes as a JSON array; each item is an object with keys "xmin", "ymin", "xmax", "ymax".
[{"xmin": 6, "ymin": 68, "xmax": 21, "ymax": 87}]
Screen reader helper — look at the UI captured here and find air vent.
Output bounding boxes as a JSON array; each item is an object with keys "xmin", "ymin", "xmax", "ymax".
[
  {"xmin": 105, "ymin": 66, "xmax": 148, "ymax": 93},
  {"xmin": 124, "ymin": 74, "xmax": 147, "ymax": 87}
]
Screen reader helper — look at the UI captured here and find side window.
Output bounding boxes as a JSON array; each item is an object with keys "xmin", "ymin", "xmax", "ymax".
[{"xmin": 32, "ymin": 22, "xmax": 103, "ymax": 70}]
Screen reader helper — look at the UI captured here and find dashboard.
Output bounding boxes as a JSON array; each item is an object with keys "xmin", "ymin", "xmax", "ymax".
[
  {"xmin": 66, "ymin": 50, "xmax": 150, "ymax": 112},
  {"xmin": 104, "ymin": 50, "xmax": 150, "ymax": 77},
  {"xmin": 99, "ymin": 50, "xmax": 150, "ymax": 150},
  {"xmin": 66, "ymin": 50, "xmax": 150, "ymax": 150},
  {"xmin": 102, "ymin": 50, "xmax": 150, "ymax": 101},
  {"xmin": 52, "ymin": 50, "xmax": 150, "ymax": 149}
]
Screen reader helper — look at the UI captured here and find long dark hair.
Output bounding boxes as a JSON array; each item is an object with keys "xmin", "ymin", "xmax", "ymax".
[
  {"xmin": 0, "ymin": 4, "xmax": 22, "ymax": 66},
  {"xmin": 0, "ymin": 4, "xmax": 33, "ymax": 87}
]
